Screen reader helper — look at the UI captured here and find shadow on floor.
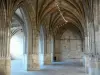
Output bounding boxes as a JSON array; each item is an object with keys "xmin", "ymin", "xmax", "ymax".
[{"xmin": 11, "ymin": 59, "xmax": 86, "ymax": 75}]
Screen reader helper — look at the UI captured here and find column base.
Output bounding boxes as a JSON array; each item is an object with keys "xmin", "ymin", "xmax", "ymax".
[
  {"xmin": 0, "ymin": 57, "xmax": 10, "ymax": 75},
  {"xmin": 83, "ymin": 54, "xmax": 90, "ymax": 73},
  {"xmin": 89, "ymin": 58, "xmax": 100, "ymax": 75},
  {"xmin": 88, "ymin": 57, "xmax": 97, "ymax": 75},
  {"xmin": 88, "ymin": 57, "xmax": 100, "ymax": 75},
  {"xmin": 44, "ymin": 53, "xmax": 52, "ymax": 65},
  {"xmin": 96, "ymin": 60, "xmax": 100, "ymax": 75},
  {"xmin": 27, "ymin": 54, "xmax": 40, "ymax": 71}
]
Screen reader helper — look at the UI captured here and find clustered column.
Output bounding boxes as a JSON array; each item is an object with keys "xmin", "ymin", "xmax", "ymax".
[
  {"xmin": 0, "ymin": 18, "xmax": 11, "ymax": 75},
  {"xmin": 27, "ymin": 29, "xmax": 40, "ymax": 70}
]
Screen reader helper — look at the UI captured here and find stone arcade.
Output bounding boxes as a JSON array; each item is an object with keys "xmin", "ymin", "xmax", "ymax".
[{"xmin": 0, "ymin": 0, "xmax": 100, "ymax": 75}]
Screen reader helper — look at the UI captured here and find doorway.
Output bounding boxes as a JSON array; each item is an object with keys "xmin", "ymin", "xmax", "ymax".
[{"xmin": 10, "ymin": 8, "xmax": 28, "ymax": 73}]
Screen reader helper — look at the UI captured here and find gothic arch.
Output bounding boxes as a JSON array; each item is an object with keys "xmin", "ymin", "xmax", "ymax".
[{"xmin": 8, "ymin": 1, "xmax": 36, "ymax": 71}]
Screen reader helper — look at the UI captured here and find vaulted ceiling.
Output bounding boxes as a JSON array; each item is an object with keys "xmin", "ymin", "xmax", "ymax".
[
  {"xmin": 1, "ymin": 0, "xmax": 93, "ymax": 37},
  {"xmin": 29, "ymin": 0, "xmax": 93, "ymax": 36},
  {"xmin": 11, "ymin": 8, "xmax": 24, "ymax": 36}
]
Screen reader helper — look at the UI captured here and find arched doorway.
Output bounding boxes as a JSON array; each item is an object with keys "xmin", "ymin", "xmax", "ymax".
[
  {"xmin": 60, "ymin": 29, "xmax": 83, "ymax": 62},
  {"xmin": 10, "ymin": 7, "xmax": 32, "ymax": 73},
  {"xmin": 53, "ymin": 23, "xmax": 84, "ymax": 74},
  {"xmin": 54, "ymin": 23, "xmax": 83, "ymax": 62}
]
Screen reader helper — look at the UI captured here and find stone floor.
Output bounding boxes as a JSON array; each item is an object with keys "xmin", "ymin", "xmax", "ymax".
[{"xmin": 11, "ymin": 59, "xmax": 86, "ymax": 75}]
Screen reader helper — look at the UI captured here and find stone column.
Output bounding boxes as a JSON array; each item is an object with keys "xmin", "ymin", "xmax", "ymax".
[
  {"xmin": 83, "ymin": 35, "xmax": 91, "ymax": 73},
  {"xmin": 44, "ymin": 35, "xmax": 53, "ymax": 65},
  {"xmin": 0, "ymin": 7, "xmax": 11, "ymax": 74},
  {"xmin": 88, "ymin": 1, "xmax": 100, "ymax": 75},
  {"xmin": 88, "ymin": 56, "xmax": 100, "ymax": 75},
  {"xmin": 0, "ymin": 27, "xmax": 11, "ymax": 75},
  {"xmin": 95, "ymin": 57, "xmax": 100, "ymax": 75},
  {"xmin": 27, "ymin": 29, "xmax": 40, "ymax": 70},
  {"xmin": 83, "ymin": 53, "xmax": 91, "ymax": 73},
  {"xmin": 88, "ymin": 57, "xmax": 96, "ymax": 75}
]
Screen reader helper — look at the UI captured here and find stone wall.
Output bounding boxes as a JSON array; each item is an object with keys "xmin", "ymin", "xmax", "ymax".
[{"xmin": 55, "ymin": 29, "xmax": 83, "ymax": 62}]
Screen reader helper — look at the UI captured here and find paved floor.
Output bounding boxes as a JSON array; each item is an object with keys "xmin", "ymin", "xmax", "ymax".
[{"xmin": 11, "ymin": 59, "xmax": 86, "ymax": 75}]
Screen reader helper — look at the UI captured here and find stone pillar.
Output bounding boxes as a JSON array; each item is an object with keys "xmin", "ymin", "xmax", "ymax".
[
  {"xmin": 84, "ymin": 36, "xmax": 90, "ymax": 53},
  {"xmin": 44, "ymin": 35, "xmax": 53, "ymax": 65},
  {"xmin": 83, "ymin": 36, "xmax": 90, "ymax": 73},
  {"xmin": 27, "ymin": 29, "xmax": 40, "ymax": 71},
  {"xmin": 0, "ymin": 27, "xmax": 11, "ymax": 75},
  {"xmin": 88, "ymin": 56, "xmax": 100, "ymax": 75},
  {"xmin": 83, "ymin": 54, "xmax": 90, "ymax": 73},
  {"xmin": 88, "ymin": 1, "xmax": 100, "ymax": 75},
  {"xmin": 95, "ymin": 58, "xmax": 100, "ymax": 75},
  {"xmin": 44, "ymin": 53, "xmax": 53, "ymax": 65},
  {"xmin": 88, "ymin": 57, "xmax": 96, "ymax": 75},
  {"xmin": 28, "ymin": 54, "xmax": 40, "ymax": 70}
]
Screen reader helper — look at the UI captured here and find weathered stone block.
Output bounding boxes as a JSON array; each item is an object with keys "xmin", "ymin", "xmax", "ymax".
[
  {"xmin": 27, "ymin": 54, "xmax": 40, "ymax": 71},
  {"xmin": 44, "ymin": 53, "xmax": 53, "ymax": 65}
]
